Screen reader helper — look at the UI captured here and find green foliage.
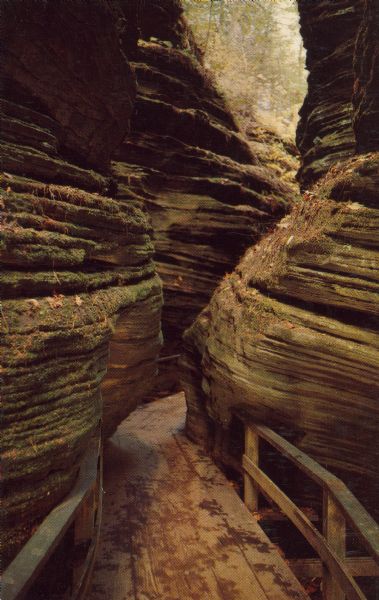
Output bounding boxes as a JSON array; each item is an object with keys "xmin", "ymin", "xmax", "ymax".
[{"xmin": 183, "ymin": 0, "xmax": 307, "ymax": 137}]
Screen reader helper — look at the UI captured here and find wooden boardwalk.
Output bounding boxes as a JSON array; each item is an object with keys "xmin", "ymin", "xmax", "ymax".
[{"xmin": 88, "ymin": 393, "xmax": 309, "ymax": 600}]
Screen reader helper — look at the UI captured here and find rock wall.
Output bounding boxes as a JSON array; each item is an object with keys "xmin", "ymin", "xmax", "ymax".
[
  {"xmin": 1, "ymin": 0, "xmax": 135, "ymax": 170},
  {"xmin": 181, "ymin": 0, "xmax": 379, "ymax": 512},
  {"xmin": 353, "ymin": 0, "xmax": 379, "ymax": 152},
  {"xmin": 296, "ymin": 0, "xmax": 363, "ymax": 188},
  {"xmin": 113, "ymin": 1, "xmax": 294, "ymax": 387},
  {"xmin": 1, "ymin": 0, "xmax": 162, "ymax": 566},
  {"xmin": 182, "ymin": 179, "xmax": 379, "ymax": 478},
  {"xmin": 1, "ymin": 0, "xmax": 295, "ymax": 568},
  {"xmin": 7, "ymin": 0, "xmax": 374, "ymax": 573}
]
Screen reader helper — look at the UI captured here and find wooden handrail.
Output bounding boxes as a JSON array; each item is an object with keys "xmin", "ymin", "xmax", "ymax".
[
  {"xmin": 252, "ymin": 423, "xmax": 379, "ymax": 564},
  {"xmin": 2, "ymin": 435, "xmax": 101, "ymax": 600},
  {"xmin": 236, "ymin": 410, "xmax": 379, "ymax": 600},
  {"xmin": 243, "ymin": 455, "xmax": 365, "ymax": 600},
  {"xmin": 288, "ymin": 557, "xmax": 379, "ymax": 579}
]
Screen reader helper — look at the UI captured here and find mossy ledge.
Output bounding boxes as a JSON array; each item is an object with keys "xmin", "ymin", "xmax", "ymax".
[{"xmin": 0, "ymin": 0, "xmax": 162, "ymax": 567}]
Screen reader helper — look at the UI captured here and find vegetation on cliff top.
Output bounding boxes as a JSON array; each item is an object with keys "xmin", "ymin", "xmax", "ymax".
[{"xmin": 183, "ymin": 0, "xmax": 307, "ymax": 137}]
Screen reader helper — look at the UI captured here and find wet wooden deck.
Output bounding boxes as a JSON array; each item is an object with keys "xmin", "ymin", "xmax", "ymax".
[{"xmin": 88, "ymin": 393, "xmax": 309, "ymax": 600}]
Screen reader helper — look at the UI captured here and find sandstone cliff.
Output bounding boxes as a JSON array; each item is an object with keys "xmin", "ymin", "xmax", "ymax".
[
  {"xmin": 1, "ymin": 0, "xmax": 162, "ymax": 565},
  {"xmin": 4, "ymin": 0, "xmax": 377, "ymax": 576},
  {"xmin": 181, "ymin": 0, "xmax": 379, "ymax": 513},
  {"xmin": 113, "ymin": 0, "xmax": 294, "ymax": 388},
  {"xmin": 296, "ymin": 0, "xmax": 363, "ymax": 188},
  {"xmin": 353, "ymin": 0, "xmax": 379, "ymax": 152},
  {"xmin": 1, "ymin": 0, "xmax": 294, "ymax": 568}
]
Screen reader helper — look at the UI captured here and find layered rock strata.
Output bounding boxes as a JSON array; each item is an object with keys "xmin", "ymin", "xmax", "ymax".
[
  {"xmin": 182, "ymin": 170, "xmax": 379, "ymax": 483},
  {"xmin": 2, "ymin": 0, "xmax": 136, "ymax": 171},
  {"xmin": 1, "ymin": 0, "xmax": 162, "ymax": 565},
  {"xmin": 353, "ymin": 0, "xmax": 379, "ymax": 152},
  {"xmin": 182, "ymin": 0, "xmax": 379, "ymax": 513},
  {"xmin": 296, "ymin": 0, "xmax": 363, "ymax": 188},
  {"xmin": 113, "ymin": 2, "xmax": 294, "ymax": 385}
]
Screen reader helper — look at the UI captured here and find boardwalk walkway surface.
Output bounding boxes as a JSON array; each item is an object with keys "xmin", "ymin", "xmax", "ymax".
[{"xmin": 88, "ymin": 393, "xmax": 309, "ymax": 600}]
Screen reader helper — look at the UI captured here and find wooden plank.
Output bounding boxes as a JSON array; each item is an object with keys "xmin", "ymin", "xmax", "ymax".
[
  {"xmin": 288, "ymin": 557, "xmax": 379, "ymax": 579},
  {"xmin": 239, "ymin": 420, "xmax": 379, "ymax": 565},
  {"xmin": 244, "ymin": 424, "xmax": 259, "ymax": 512},
  {"xmin": 89, "ymin": 393, "xmax": 309, "ymax": 600},
  {"xmin": 243, "ymin": 455, "xmax": 366, "ymax": 600},
  {"xmin": 2, "ymin": 437, "xmax": 100, "ymax": 600},
  {"xmin": 323, "ymin": 490, "xmax": 346, "ymax": 600},
  {"xmin": 195, "ymin": 477, "xmax": 308, "ymax": 599},
  {"xmin": 252, "ymin": 507, "xmax": 319, "ymax": 522}
]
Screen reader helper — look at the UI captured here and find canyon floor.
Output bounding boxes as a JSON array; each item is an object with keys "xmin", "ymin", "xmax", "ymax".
[{"xmin": 88, "ymin": 393, "xmax": 308, "ymax": 600}]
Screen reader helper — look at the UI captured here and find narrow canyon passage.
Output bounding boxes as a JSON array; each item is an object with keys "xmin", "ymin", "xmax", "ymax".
[
  {"xmin": 2, "ymin": 1, "xmax": 379, "ymax": 598},
  {"xmin": 88, "ymin": 394, "xmax": 308, "ymax": 600}
]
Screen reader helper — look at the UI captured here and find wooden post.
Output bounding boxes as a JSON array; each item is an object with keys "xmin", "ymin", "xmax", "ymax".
[
  {"xmin": 323, "ymin": 490, "xmax": 346, "ymax": 600},
  {"xmin": 72, "ymin": 485, "xmax": 96, "ymax": 589},
  {"xmin": 244, "ymin": 425, "xmax": 259, "ymax": 512}
]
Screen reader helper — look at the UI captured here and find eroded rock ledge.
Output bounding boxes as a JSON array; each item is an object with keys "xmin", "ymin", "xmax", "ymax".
[
  {"xmin": 181, "ymin": 0, "xmax": 379, "ymax": 516},
  {"xmin": 1, "ymin": 0, "xmax": 297, "ymax": 568},
  {"xmin": 113, "ymin": 1, "xmax": 294, "ymax": 386},
  {"xmin": 182, "ymin": 159, "xmax": 379, "ymax": 483},
  {"xmin": 0, "ymin": 0, "xmax": 162, "ymax": 565},
  {"xmin": 296, "ymin": 0, "xmax": 363, "ymax": 188}
]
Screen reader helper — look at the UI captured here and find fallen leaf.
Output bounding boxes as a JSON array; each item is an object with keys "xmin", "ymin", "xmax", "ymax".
[
  {"xmin": 348, "ymin": 202, "xmax": 363, "ymax": 212},
  {"xmin": 75, "ymin": 295, "xmax": 83, "ymax": 306},
  {"xmin": 304, "ymin": 578, "xmax": 321, "ymax": 595},
  {"xmin": 286, "ymin": 234, "xmax": 294, "ymax": 246},
  {"xmin": 46, "ymin": 294, "xmax": 64, "ymax": 309},
  {"xmin": 28, "ymin": 299, "xmax": 40, "ymax": 310}
]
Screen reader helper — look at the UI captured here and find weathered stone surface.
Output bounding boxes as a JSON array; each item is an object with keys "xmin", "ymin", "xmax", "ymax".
[
  {"xmin": 296, "ymin": 0, "xmax": 363, "ymax": 188},
  {"xmin": 1, "ymin": 0, "xmax": 135, "ymax": 171},
  {"xmin": 119, "ymin": 0, "xmax": 196, "ymax": 54},
  {"xmin": 113, "ymin": 6, "xmax": 294, "ymax": 387},
  {"xmin": 182, "ymin": 3, "xmax": 379, "ymax": 519},
  {"xmin": 353, "ymin": 0, "xmax": 379, "ymax": 153},
  {"xmin": 0, "ymin": 131, "xmax": 163, "ymax": 568},
  {"xmin": 246, "ymin": 124, "xmax": 300, "ymax": 194},
  {"xmin": 0, "ymin": 2, "xmax": 162, "ymax": 566},
  {"xmin": 181, "ymin": 153, "xmax": 379, "ymax": 509}
]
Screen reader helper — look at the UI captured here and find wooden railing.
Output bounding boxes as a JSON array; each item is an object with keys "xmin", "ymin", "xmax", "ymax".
[
  {"xmin": 2, "ymin": 434, "xmax": 102, "ymax": 600},
  {"xmin": 237, "ymin": 412, "xmax": 379, "ymax": 600}
]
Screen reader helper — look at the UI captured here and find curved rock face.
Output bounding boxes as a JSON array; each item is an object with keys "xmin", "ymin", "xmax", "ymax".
[
  {"xmin": 296, "ymin": 0, "xmax": 363, "ymax": 188},
  {"xmin": 353, "ymin": 0, "xmax": 379, "ymax": 152},
  {"xmin": 181, "ymin": 0, "xmax": 379, "ymax": 514},
  {"xmin": 182, "ymin": 177, "xmax": 379, "ymax": 480},
  {"xmin": 1, "ymin": 1, "xmax": 162, "ymax": 565},
  {"xmin": 120, "ymin": 0, "xmax": 191, "ymax": 50},
  {"xmin": 1, "ymin": 0, "xmax": 294, "ymax": 568},
  {"xmin": 113, "ymin": 1, "xmax": 293, "ymax": 386},
  {"xmin": 2, "ymin": 0, "xmax": 136, "ymax": 171}
]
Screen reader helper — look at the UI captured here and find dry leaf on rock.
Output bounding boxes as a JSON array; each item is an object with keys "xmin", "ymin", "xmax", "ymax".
[
  {"xmin": 46, "ymin": 294, "xmax": 64, "ymax": 309},
  {"xmin": 28, "ymin": 299, "xmax": 40, "ymax": 310}
]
